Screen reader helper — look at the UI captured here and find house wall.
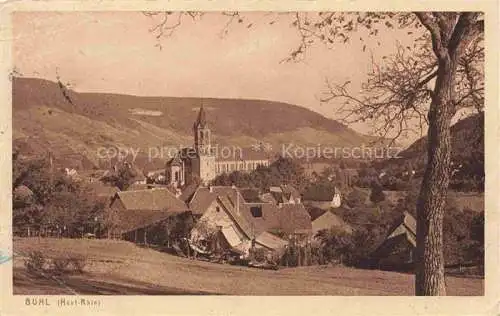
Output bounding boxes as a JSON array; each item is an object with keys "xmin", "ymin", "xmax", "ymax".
[
  {"xmin": 191, "ymin": 199, "xmax": 248, "ymax": 247},
  {"xmin": 332, "ymin": 193, "xmax": 342, "ymax": 208}
]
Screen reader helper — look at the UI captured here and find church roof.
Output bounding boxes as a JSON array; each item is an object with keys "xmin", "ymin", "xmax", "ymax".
[
  {"xmin": 167, "ymin": 154, "xmax": 183, "ymax": 166},
  {"xmin": 215, "ymin": 147, "xmax": 271, "ymax": 162}
]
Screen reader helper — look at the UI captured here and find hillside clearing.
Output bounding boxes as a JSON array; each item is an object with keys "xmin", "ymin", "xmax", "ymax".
[{"xmin": 13, "ymin": 238, "xmax": 483, "ymax": 296}]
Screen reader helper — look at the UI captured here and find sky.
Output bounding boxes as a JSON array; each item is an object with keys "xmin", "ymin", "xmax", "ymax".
[{"xmin": 13, "ymin": 11, "xmax": 421, "ymax": 143}]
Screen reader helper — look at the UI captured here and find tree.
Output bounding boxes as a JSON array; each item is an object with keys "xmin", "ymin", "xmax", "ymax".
[
  {"xmin": 369, "ymin": 181, "xmax": 386, "ymax": 203},
  {"xmin": 101, "ymin": 163, "xmax": 138, "ymax": 190},
  {"xmin": 315, "ymin": 227, "xmax": 354, "ymax": 264},
  {"xmin": 282, "ymin": 12, "xmax": 483, "ymax": 295},
  {"xmin": 13, "ymin": 153, "xmax": 106, "ymax": 237},
  {"xmin": 147, "ymin": 11, "xmax": 484, "ymax": 295}
]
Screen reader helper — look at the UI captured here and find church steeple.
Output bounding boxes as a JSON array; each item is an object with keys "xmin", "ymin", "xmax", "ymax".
[
  {"xmin": 193, "ymin": 101, "xmax": 211, "ymax": 155},
  {"xmin": 194, "ymin": 102, "xmax": 207, "ymax": 129}
]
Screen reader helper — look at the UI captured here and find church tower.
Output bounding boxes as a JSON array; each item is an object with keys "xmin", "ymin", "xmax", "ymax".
[{"xmin": 193, "ymin": 103, "xmax": 216, "ymax": 184}]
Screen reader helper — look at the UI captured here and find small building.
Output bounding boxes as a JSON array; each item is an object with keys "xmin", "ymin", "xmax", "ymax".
[
  {"xmin": 302, "ymin": 186, "xmax": 342, "ymax": 209},
  {"xmin": 310, "ymin": 209, "xmax": 353, "ymax": 237},
  {"xmin": 188, "ymin": 186, "xmax": 313, "ymax": 256},
  {"xmin": 275, "ymin": 204, "xmax": 313, "ymax": 241},
  {"xmin": 371, "ymin": 211, "xmax": 416, "ymax": 271},
  {"xmin": 267, "ymin": 185, "xmax": 302, "ymax": 205},
  {"xmin": 189, "ymin": 187, "xmax": 287, "ymax": 256},
  {"xmin": 108, "ymin": 188, "xmax": 189, "ymax": 243}
]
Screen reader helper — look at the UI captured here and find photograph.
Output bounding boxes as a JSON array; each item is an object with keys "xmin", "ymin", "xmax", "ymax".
[{"xmin": 10, "ymin": 10, "xmax": 486, "ymax": 298}]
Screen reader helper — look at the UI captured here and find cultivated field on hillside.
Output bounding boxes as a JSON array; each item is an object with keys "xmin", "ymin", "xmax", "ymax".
[{"xmin": 13, "ymin": 238, "xmax": 483, "ymax": 296}]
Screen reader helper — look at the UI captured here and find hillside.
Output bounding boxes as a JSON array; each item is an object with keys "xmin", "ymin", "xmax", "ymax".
[
  {"xmin": 377, "ymin": 112, "xmax": 484, "ymax": 180},
  {"xmin": 13, "ymin": 77, "xmax": 375, "ymax": 171},
  {"xmin": 400, "ymin": 112, "xmax": 484, "ymax": 161},
  {"xmin": 13, "ymin": 237, "xmax": 483, "ymax": 295}
]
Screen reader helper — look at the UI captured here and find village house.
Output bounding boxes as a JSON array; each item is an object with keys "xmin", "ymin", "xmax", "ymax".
[
  {"xmin": 302, "ymin": 186, "xmax": 342, "ymax": 209},
  {"xmin": 165, "ymin": 104, "xmax": 271, "ymax": 187},
  {"xmin": 261, "ymin": 185, "xmax": 302, "ymax": 205},
  {"xmin": 274, "ymin": 203, "xmax": 313, "ymax": 240},
  {"xmin": 108, "ymin": 188, "xmax": 189, "ymax": 243},
  {"xmin": 309, "ymin": 209, "xmax": 353, "ymax": 238},
  {"xmin": 188, "ymin": 186, "xmax": 288, "ymax": 256},
  {"xmin": 187, "ymin": 186, "xmax": 312, "ymax": 257},
  {"xmin": 371, "ymin": 211, "xmax": 416, "ymax": 271}
]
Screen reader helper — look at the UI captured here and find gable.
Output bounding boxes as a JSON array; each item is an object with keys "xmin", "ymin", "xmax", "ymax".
[
  {"xmin": 196, "ymin": 197, "xmax": 250, "ymax": 245},
  {"xmin": 312, "ymin": 211, "xmax": 352, "ymax": 234}
]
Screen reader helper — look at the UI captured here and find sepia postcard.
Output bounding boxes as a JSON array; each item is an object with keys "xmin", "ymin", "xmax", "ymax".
[{"xmin": 0, "ymin": 1, "xmax": 498, "ymax": 315}]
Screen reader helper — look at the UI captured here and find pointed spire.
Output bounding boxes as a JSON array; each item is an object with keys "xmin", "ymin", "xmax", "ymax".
[{"xmin": 195, "ymin": 99, "xmax": 207, "ymax": 128}]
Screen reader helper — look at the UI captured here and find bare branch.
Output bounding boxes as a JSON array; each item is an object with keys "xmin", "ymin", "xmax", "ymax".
[{"xmin": 415, "ymin": 12, "xmax": 447, "ymax": 59}]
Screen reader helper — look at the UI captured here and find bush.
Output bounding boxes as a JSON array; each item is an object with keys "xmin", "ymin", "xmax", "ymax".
[
  {"xmin": 52, "ymin": 257, "xmax": 71, "ymax": 275},
  {"xmin": 69, "ymin": 255, "xmax": 87, "ymax": 273},
  {"xmin": 345, "ymin": 189, "xmax": 367, "ymax": 208},
  {"xmin": 24, "ymin": 251, "xmax": 46, "ymax": 275},
  {"xmin": 250, "ymin": 248, "xmax": 267, "ymax": 262},
  {"xmin": 370, "ymin": 182, "xmax": 386, "ymax": 203}
]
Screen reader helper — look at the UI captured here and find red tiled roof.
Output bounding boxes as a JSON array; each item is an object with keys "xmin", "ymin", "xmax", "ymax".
[
  {"xmin": 278, "ymin": 204, "xmax": 312, "ymax": 235},
  {"xmin": 312, "ymin": 211, "xmax": 353, "ymax": 235},
  {"xmin": 114, "ymin": 188, "xmax": 187, "ymax": 212},
  {"xmin": 86, "ymin": 182, "xmax": 120, "ymax": 198},
  {"xmin": 189, "ymin": 186, "xmax": 313, "ymax": 238},
  {"xmin": 111, "ymin": 188, "xmax": 189, "ymax": 234},
  {"xmin": 179, "ymin": 183, "xmax": 200, "ymax": 203},
  {"xmin": 189, "ymin": 186, "xmax": 241, "ymax": 215},
  {"xmin": 240, "ymin": 203, "xmax": 281, "ymax": 235},
  {"xmin": 116, "ymin": 208, "xmax": 178, "ymax": 234},
  {"xmin": 255, "ymin": 231, "xmax": 288, "ymax": 250}
]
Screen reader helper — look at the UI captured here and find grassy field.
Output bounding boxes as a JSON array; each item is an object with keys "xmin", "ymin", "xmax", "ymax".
[{"xmin": 13, "ymin": 237, "xmax": 483, "ymax": 296}]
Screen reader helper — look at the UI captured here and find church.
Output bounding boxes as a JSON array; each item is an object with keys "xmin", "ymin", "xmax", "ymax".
[{"xmin": 165, "ymin": 105, "xmax": 271, "ymax": 187}]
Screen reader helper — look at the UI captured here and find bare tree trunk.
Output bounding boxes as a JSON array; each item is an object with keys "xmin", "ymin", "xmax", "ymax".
[{"xmin": 415, "ymin": 55, "xmax": 457, "ymax": 296}]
